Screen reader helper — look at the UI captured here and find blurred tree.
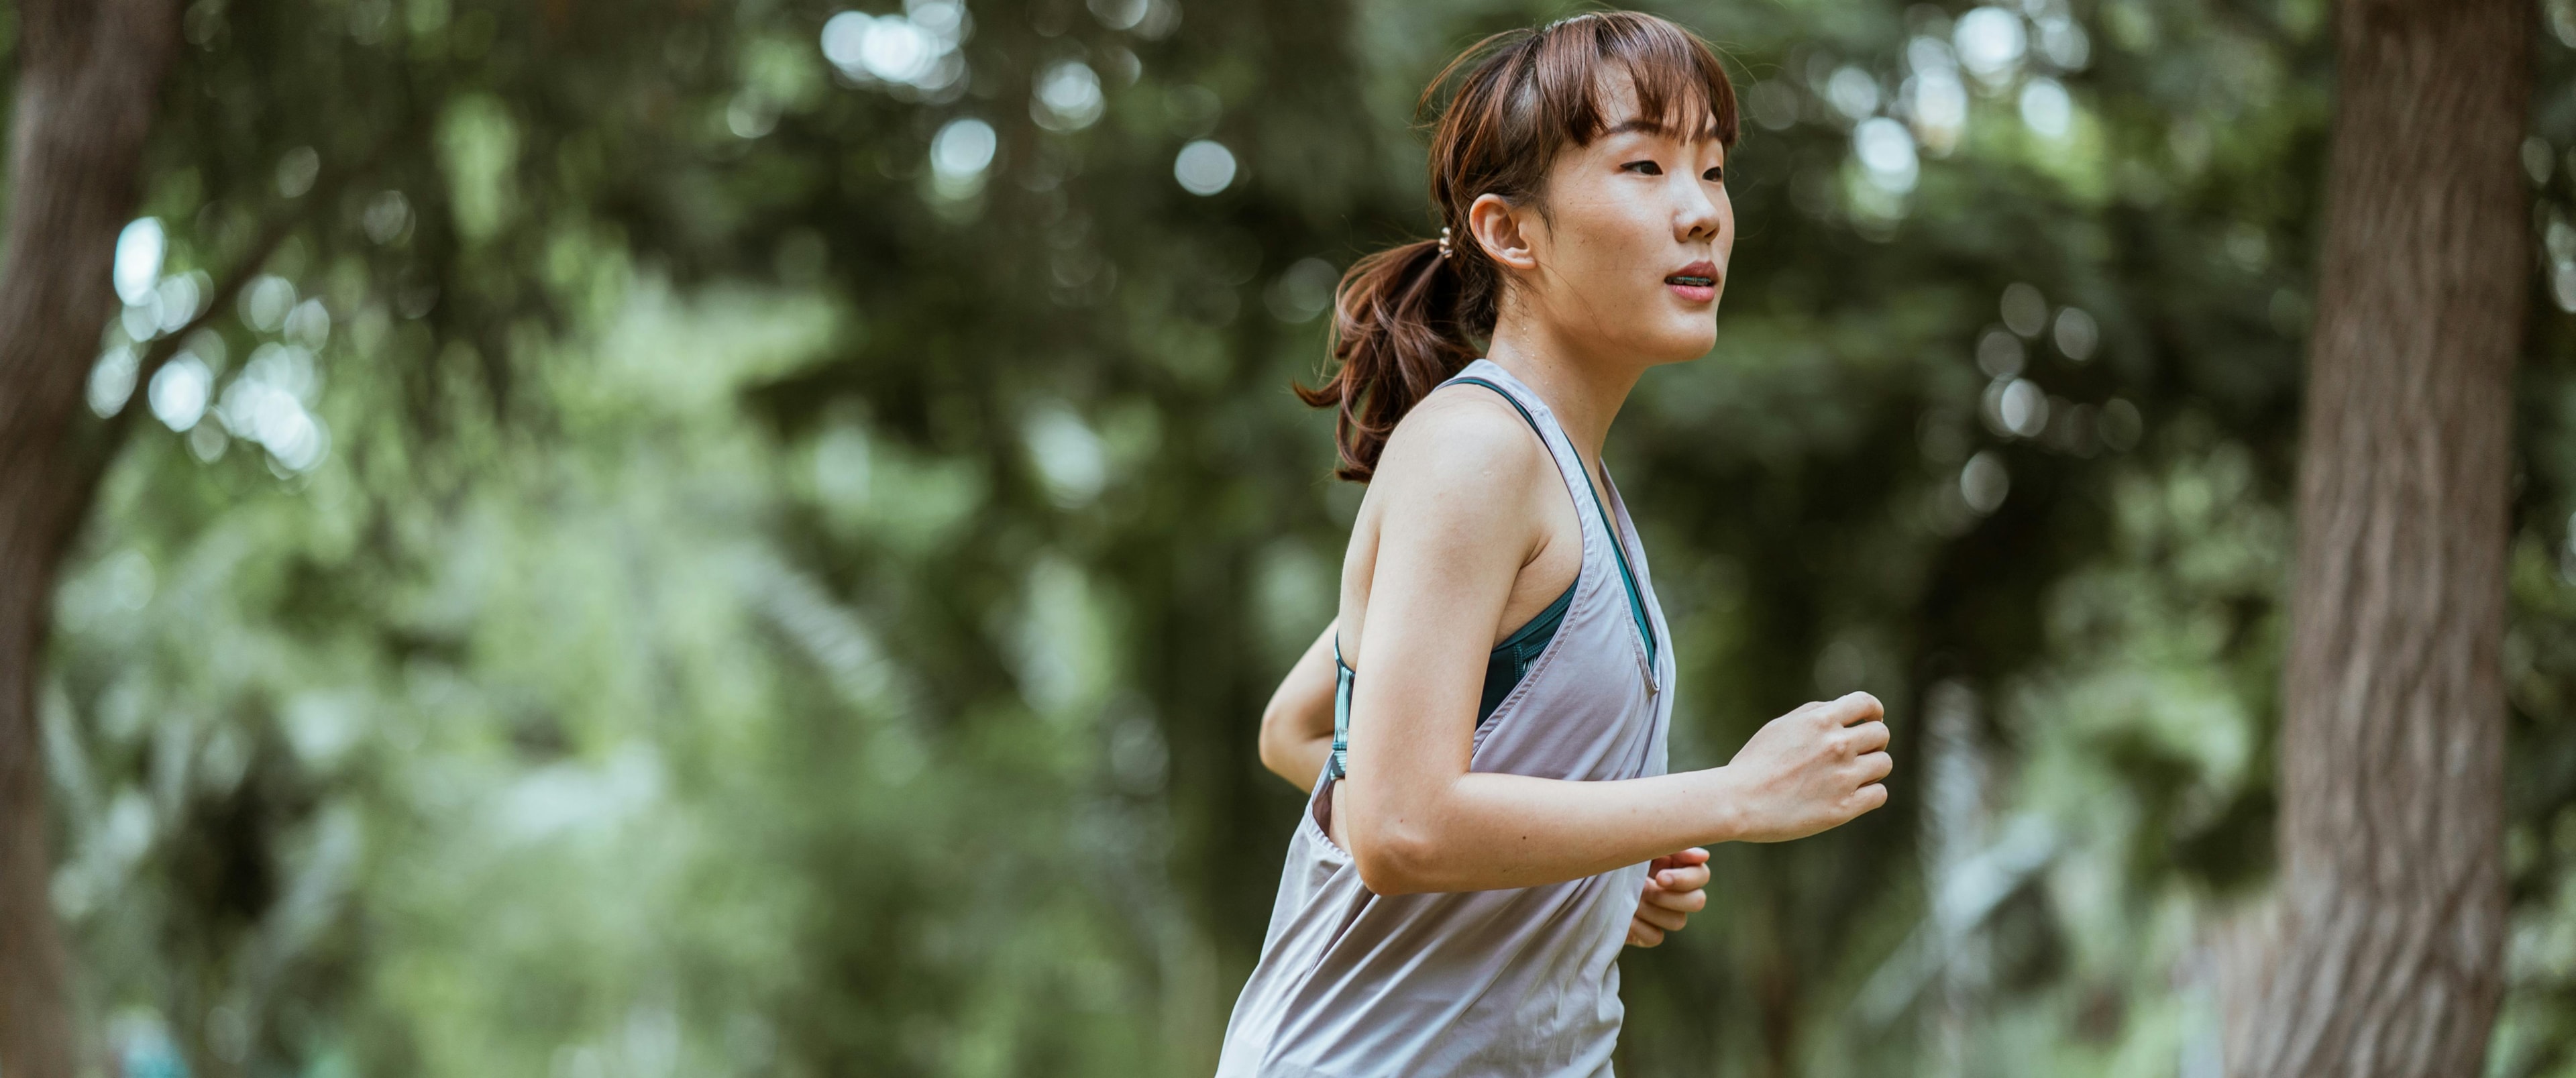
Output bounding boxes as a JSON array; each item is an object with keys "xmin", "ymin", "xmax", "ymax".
[
  {"xmin": 2221, "ymin": 0, "xmax": 2532, "ymax": 1073},
  {"xmin": 0, "ymin": 0, "xmax": 755, "ymax": 1073},
  {"xmin": 0, "ymin": 4, "xmax": 181, "ymax": 1077}
]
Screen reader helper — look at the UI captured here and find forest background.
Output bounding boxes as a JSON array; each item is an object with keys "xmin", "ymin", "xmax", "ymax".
[{"xmin": 7, "ymin": 0, "xmax": 2576, "ymax": 1075}]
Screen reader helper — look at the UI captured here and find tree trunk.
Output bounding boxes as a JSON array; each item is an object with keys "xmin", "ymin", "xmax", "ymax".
[
  {"xmin": 2222, "ymin": 0, "xmax": 2530, "ymax": 1074},
  {"xmin": 0, "ymin": 3, "xmax": 179, "ymax": 1077}
]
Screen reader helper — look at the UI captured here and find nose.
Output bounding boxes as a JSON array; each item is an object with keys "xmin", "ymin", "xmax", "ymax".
[{"xmin": 1674, "ymin": 172, "xmax": 1725, "ymax": 246}]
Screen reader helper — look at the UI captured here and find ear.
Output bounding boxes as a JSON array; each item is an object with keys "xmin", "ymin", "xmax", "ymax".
[{"xmin": 1465, "ymin": 193, "xmax": 1541, "ymax": 272}]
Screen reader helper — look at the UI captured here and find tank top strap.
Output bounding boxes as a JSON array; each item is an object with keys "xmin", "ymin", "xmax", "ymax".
[{"xmin": 1438, "ymin": 360, "xmax": 1659, "ymax": 680}]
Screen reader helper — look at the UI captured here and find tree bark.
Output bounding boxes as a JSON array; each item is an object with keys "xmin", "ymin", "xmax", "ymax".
[
  {"xmin": 2222, "ymin": 0, "xmax": 2530, "ymax": 1074},
  {"xmin": 0, "ymin": 3, "xmax": 180, "ymax": 1077}
]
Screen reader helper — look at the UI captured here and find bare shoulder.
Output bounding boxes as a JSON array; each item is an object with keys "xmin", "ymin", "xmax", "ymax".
[{"xmin": 1366, "ymin": 383, "xmax": 1554, "ymax": 540}]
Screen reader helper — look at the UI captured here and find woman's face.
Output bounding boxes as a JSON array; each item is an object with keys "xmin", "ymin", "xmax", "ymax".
[{"xmin": 1484, "ymin": 83, "xmax": 1734, "ymax": 367}]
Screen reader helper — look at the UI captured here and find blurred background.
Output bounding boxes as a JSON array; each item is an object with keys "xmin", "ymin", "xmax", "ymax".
[{"xmin": 25, "ymin": 0, "xmax": 2576, "ymax": 1074}]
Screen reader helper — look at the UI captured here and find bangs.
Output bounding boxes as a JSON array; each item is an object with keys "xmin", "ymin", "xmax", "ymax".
[{"xmin": 1518, "ymin": 12, "xmax": 1739, "ymax": 149}]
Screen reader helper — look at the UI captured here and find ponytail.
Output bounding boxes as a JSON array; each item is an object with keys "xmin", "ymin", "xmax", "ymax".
[{"xmin": 1295, "ymin": 239, "xmax": 1479, "ymax": 482}]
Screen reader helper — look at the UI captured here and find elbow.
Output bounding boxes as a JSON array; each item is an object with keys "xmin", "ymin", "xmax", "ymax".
[
  {"xmin": 1348, "ymin": 822, "xmax": 1441, "ymax": 896},
  {"xmin": 1256, "ymin": 705, "xmax": 1299, "ymax": 781},
  {"xmin": 1354, "ymin": 857, "xmax": 1421, "ymax": 896}
]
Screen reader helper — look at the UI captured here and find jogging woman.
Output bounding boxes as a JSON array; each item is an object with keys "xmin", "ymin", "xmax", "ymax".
[{"xmin": 1218, "ymin": 13, "xmax": 1892, "ymax": 1077}]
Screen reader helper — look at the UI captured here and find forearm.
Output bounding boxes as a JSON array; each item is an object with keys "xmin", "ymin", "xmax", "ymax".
[
  {"xmin": 1258, "ymin": 621, "xmax": 1341, "ymax": 794},
  {"xmin": 1261, "ymin": 731, "xmax": 1332, "ymax": 794},
  {"xmin": 1351, "ymin": 767, "xmax": 1745, "ymax": 894},
  {"xmin": 1352, "ymin": 693, "xmax": 1894, "ymax": 894}
]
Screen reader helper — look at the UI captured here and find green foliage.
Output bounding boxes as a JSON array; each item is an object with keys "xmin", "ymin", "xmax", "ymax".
[{"xmin": 34, "ymin": 0, "xmax": 2576, "ymax": 1075}]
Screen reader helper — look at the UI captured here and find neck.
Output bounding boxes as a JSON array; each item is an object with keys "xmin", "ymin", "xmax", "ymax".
[{"xmin": 1480, "ymin": 313, "xmax": 1644, "ymax": 470}]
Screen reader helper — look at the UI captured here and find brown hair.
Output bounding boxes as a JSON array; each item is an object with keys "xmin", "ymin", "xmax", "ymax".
[{"xmin": 1295, "ymin": 11, "xmax": 1739, "ymax": 482}]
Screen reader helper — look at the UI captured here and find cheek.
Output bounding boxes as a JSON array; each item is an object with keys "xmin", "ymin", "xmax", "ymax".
[{"xmin": 1554, "ymin": 202, "xmax": 1665, "ymax": 285}]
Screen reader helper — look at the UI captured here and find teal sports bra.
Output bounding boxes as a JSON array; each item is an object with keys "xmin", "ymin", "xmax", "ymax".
[
  {"xmin": 1324, "ymin": 378, "xmax": 1656, "ymax": 782},
  {"xmin": 1326, "ymin": 578, "xmax": 1573, "ymax": 781}
]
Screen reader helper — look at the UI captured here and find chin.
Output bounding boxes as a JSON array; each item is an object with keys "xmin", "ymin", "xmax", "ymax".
[{"xmin": 1636, "ymin": 323, "xmax": 1717, "ymax": 365}]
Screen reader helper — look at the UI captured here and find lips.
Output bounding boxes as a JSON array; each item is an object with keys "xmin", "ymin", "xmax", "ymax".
[
  {"xmin": 1664, "ymin": 259, "xmax": 1720, "ymax": 305},
  {"xmin": 1662, "ymin": 260, "xmax": 1720, "ymax": 288}
]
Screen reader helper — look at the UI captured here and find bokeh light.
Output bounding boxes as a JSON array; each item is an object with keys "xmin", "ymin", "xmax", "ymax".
[
  {"xmin": 275, "ymin": 146, "xmax": 320, "ymax": 198},
  {"xmin": 822, "ymin": 2, "xmax": 969, "ymax": 93},
  {"xmin": 87, "ymin": 346, "xmax": 138, "ymax": 418},
  {"xmin": 930, "ymin": 117, "xmax": 998, "ymax": 196},
  {"xmin": 1024, "ymin": 404, "xmax": 1106, "ymax": 507},
  {"xmin": 1997, "ymin": 378, "xmax": 2047, "ymax": 437},
  {"xmin": 1903, "ymin": 38, "xmax": 1968, "ymax": 154},
  {"xmin": 216, "ymin": 342, "xmax": 331, "ymax": 474},
  {"xmin": 362, "ymin": 191, "xmax": 413, "ymax": 244},
  {"xmin": 2019, "ymin": 78, "xmax": 2072, "ymax": 139},
  {"xmin": 113, "ymin": 219, "xmax": 164, "ymax": 307},
  {"xmin": 1175, "ymin": 139, "xmax": 1237, "ymax": 195},
  {"xmin": 1032, "ymin": 60, "xmax": 1105, "ymax": 131},
  {"xmin": 2035, "ymin": 12, "xmax": 2090, "ymax": 69},
  {"xmin": 1952, "ymin": 7, "xmax": 2027, "ymax": 86},
  {"xmin": 2053, "ymin": 307, "xmax": 2099, "ymax": 361},
  {"xmin": 1827, "ymin": 66, "xmax": 1880, "ymax": 121},
  {"xmin": 1977, "ymin": 327, "xmax": 2026, "ymax": 378},
  {"xmin": 1086, "ymin": 0, "xmax": 1179, "ymax": 37},
  {"xmin": 148, "ymin": 354, "xmax": 212, "ymax": 432},
  {"xmin": 152, "ymin": 272, "xmax": 209, "ymax": 336},
  {"xmin": 284, "ymin": 299, "xmax": 331, "ymax": 349},
  {"xmin": 241, "ymin": 275, "xmax": 297, "ymax": 333},
  {"xmin": 1854, "ymin": 117, "xmax": 1919, "ymax": 193},
  {"xmin": 1961, "ymin": 450, "xmax": 2009, "ymax": 513},
  {"xmin": 2000, "ymin": 283, "xmax": 2048, "ymax": 337}
]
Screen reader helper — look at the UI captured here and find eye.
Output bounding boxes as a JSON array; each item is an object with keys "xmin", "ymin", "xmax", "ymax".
[
  {"xmin": 1703, "ymin": 166, "xmax": 1724, "ymax": 182},
  {"xmin": 1621, "ymin": 160, "xmax": 1664, "ymax": 176}
]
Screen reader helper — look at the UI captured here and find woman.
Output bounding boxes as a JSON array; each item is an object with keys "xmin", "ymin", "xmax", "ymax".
[{"xmin": 1220, "ymin": 12, "xmax": 1892, "ymax": 1077}]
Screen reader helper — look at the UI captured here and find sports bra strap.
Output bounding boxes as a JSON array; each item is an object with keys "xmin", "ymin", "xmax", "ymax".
[{"xmin": 1447, "ymin": 376, "xmax": 1658, "ymax": 671}]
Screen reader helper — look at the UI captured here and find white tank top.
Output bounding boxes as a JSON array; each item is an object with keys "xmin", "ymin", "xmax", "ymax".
[{"xmin": 1218, "ymin": 359, "xmax": 1676, "ymax": 1078}]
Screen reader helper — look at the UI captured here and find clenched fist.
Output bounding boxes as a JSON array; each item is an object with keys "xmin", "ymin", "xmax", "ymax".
[
  {"xmin": 1625, "ymin": 847, "xmax": 1710, "ymax": 947},
  {"xmin": 1719, "ymin": 692, "xmax": 1891, "ymax": 843}
]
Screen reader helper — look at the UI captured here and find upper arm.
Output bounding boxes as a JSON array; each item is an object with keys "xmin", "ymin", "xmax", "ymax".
[{"xmin": 1342, "ymin": 391, "xmax": 1551, "ymax": 796}]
